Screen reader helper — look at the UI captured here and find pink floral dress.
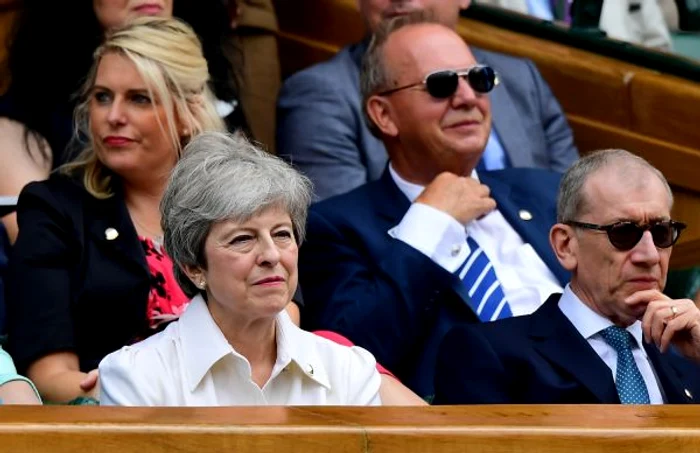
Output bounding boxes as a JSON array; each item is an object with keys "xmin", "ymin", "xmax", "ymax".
[{"xmin": 139, "ymin": 236, "xmax": 190, "ymax": 330}]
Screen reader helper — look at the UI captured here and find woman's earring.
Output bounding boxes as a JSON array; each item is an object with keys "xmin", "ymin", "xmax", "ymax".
[{"xmin": 198, "ymin": 280, "xmax": 206, "ymax": 289}]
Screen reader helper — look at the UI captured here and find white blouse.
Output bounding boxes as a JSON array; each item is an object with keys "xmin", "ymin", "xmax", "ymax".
[{"xmin": 99, "ymin": 295, "xmax": 382, "ymax": 406}]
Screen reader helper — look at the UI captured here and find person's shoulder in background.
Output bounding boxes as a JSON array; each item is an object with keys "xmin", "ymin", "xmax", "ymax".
[{"xmin": 277, "ymin": 43, "xmax": 387, "ymax": 200}]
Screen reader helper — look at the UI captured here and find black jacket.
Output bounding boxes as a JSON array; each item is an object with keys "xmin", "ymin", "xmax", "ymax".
[{"xmin": 7, "ymin": 175, "xmax": 152, "ymax": 372}]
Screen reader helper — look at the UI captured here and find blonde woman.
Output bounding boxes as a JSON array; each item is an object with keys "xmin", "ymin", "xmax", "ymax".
[
  {"xmin": 5, "ymin": 17, "xmax": 227, "ymax": 404},
  {"xmin": 0, "ymin": 0, "xmax": 246, "ymax": 244}
]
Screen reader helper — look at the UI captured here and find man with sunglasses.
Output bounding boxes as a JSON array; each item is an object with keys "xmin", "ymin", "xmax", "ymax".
[
  {"xmin": 277, "ymin": 0, "xmax": 578, "ymax": 201},
  {"xmin": 434, "ymin": 149, "xmax": 700, "ymax": 405},
  {"xmin": 298, "ymin": 16, "xmax": 569, "ymax": 400}
]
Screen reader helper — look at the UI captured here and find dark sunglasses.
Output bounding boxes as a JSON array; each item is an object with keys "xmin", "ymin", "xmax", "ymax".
[
  {"xmin": 566, "ymin": 220, "xmax": 687, "ymax": 251},
  {"xmin": 377, "ymin": 65, "xmax": 499, "ymax": 99}
]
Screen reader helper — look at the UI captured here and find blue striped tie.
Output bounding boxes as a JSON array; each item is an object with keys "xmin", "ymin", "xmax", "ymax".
[
  {"xmin": 600, "ymin": 326, "xmax": 651, "ymax": 404},
  {"xmin": 456, "ymin": 236, "xmax": 512, "ymax": 321}
]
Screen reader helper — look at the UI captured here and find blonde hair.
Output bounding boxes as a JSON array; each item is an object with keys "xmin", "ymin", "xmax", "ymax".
[{"xmin": 63, "ymin": 17, "xmax": 226, "ymax": 198}]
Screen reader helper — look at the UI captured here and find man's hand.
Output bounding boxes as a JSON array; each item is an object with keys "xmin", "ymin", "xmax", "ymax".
[
  {"xmin": 415, "ymin": 172, "xmax": 496, "ymax": 225},
  {"xmin": 630, "ymin": 289, "xmax": 700, "ymax": 362}
]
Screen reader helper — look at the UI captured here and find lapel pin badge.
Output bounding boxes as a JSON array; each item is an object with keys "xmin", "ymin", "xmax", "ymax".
[
  {"xmin": 105, "ymin": 228, "xmax": 119, "ymax": 241},
  {"xmin": 518, "ymin": 209, "xmax": 533, "ymax": 221},
  {"xmin": 685, "ymin": 388, "xmax": 693, "ymax": 399}
]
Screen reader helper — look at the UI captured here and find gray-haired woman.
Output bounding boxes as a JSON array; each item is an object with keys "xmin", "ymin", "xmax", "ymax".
[{"xmin": 98, "ymin": 132, "xmax": 382, "ymax": 406}]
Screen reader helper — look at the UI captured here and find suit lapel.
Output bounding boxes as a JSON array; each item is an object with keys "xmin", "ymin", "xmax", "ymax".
[
  {"xmin": 530, "ymin": 294, "xmax": 620, "ymax": 403},
  {"xmin": 473, "ymin": 49, "xmax": 535, "ymax": 168},
  {"xmin": 644, "ymin": 344, "xmax": 694, "ymax": 404},
  {"xmin": 87, "ymin": 190, "xmax": 149, "ymax": 276},
  {"xmin": 373, "ymin": 167, "xmax": 413, "ymax": 225},
  {"xmin": 480, "ymin": 172, "xmax": 568, "ymax": 285}
]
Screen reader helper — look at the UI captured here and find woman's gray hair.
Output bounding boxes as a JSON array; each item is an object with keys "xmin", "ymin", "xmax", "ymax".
[
  {"xmin": 161, "ymin": 131, "xmax": 313, "ymax": 297},
  {"xmin": 557, "ymin": 149, "xmax": 673, "ymax": 223}
]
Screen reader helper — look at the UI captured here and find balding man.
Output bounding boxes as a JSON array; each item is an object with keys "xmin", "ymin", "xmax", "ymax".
[
  {"xmin": 298, "ymin": 14, "xmax": 568, "ymax": 399},
  {"xmin": 435, "ymin": 149, "xmax": 700, "ymax": 404},
  {"xmin": 277, "ymin": 0, "xmax": 578, "ymax": 201}
]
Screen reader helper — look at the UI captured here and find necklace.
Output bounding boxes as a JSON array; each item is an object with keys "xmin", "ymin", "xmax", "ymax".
[{"xmin": 129, "ymin": 213, "xmax": 163, "ymax": 243}]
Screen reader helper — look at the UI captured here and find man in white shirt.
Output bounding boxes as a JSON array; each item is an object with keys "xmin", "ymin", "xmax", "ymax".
[
  {"xmin": 434, "ymin": 148, "xmax": 700, "ymax": 404},
  {"xmin": 298, "ymin": 14, "xmax": 569, "ymax": 399}
]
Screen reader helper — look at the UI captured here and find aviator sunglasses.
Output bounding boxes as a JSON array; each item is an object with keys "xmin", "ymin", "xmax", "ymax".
[
  {"xmin": 378, "ymin": 65, "xmax": 499, "ymax": 98},
  {"xmin": 566, "ymin": 220, "xmax": 687, "ymax": 251}
]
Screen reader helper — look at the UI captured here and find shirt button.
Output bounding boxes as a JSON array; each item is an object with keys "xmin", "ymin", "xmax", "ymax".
[{"xmin": 450, "ymin": 244, "xmax": 462, "ymax": 257}]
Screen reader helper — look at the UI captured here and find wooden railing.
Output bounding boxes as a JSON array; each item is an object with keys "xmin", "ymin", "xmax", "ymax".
[
  {"xmin": 275, "ymin": 0, "xmax": 700, "ymax": 268},
  {"xmin": 1, "ymin": 405, "xmax": 700, "ymax": 452}
]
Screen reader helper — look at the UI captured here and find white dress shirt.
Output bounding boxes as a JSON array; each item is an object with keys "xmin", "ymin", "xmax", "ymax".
[
  {"xmin": 558, "ymin": 285, "xmax": 664, "ymax": 404},
  {"xmin": 99, "ymin": 295, "xmax": 382, "ymax": 406},
  {"xmin": 388, "ymin": 165, "xmax": 562, "ymax": 316}
]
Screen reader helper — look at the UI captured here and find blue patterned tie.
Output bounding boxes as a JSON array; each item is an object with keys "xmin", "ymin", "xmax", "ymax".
[
  {"xmin": 455, "ymin": 236, "xmax": 512, "ymax": 321},
  {"xmin": 600, "ymin": 326, "xmax": 651, "ymax": 404}
]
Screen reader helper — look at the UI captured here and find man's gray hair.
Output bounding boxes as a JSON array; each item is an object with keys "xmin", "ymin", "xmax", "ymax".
[
  {"xmin": 161, "ymin": 131, "xmax": 313, "ymax": 296},
  {"xmin": 360, "ymin": 10, "xmax": 442, "ymax": 136},
  {"xmin": 557, "ymin": 149, "xmax": 673, "ymax": 223}
]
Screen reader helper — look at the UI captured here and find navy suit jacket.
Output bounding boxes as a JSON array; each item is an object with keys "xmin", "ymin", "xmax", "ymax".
[
  {"xmin": 277, "ymin": 41, "xmax": 579, "ymax": 200},
  {"xmin": 434, "ymin": 294, "xmax": 700, "ymax": 405},
  {"xmin": 299, "ymin": 167, "xmax": 569, "ymax": 398}
]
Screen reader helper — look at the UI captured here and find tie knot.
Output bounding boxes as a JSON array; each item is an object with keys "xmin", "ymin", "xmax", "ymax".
[{"xmin": 600, "ymin": 325, "xmax": 635, "ymax": 352}]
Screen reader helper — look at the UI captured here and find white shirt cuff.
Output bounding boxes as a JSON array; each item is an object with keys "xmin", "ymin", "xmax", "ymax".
[{"xmin": 388, "ymin": 203, "xmax": 470, "ymax": 273}]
